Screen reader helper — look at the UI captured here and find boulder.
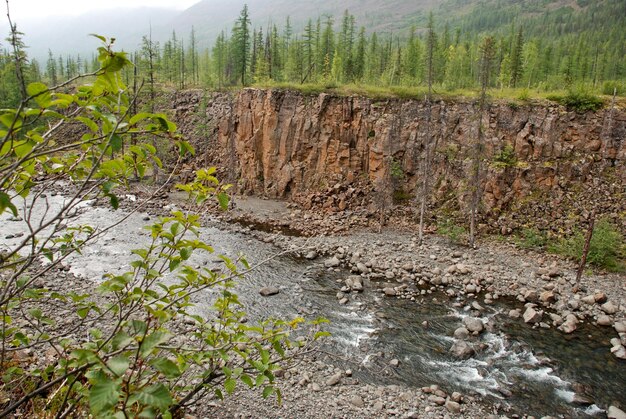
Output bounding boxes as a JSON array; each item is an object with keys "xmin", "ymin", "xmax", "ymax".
[
  {"xmin": 453, "ymin": 327, "xmax": 470, "ymax": 339},
  {"xmin": 463, "ymin": 317, "xmax": 484, "ymax": 333},
  {"xmin": 449, "ymin": 340, "xmax": 475, "ymax": 359},
  {"xmin": 445, "ymin": 400, "xmax": 461, "ymax": 413},
  {"xmin": 601, "ymin": 301, "xmax": 618, "ymax": 314},
  {"xmin": 523, "ymin": 307, "xmax": 543, "ymax": 324},
  {"xmin": 325, "ymin": 256, "xmax": 341, "ymax": 268},
  {"xmin": 345, "ymin": 276, "xmax": 364, "ymax": 292},
  {"xmin": 608, "ymin": 405, "xmax": 626, "ymax": 419},
  {"xmin": 539, "ymin": 290, "xmax": 557, "ymax": 303},
  {"xmin": 356, "ymin": 262, "xmax": 368, "ymax": 274}
]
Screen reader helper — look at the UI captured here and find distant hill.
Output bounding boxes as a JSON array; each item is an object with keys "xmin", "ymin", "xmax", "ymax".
[{"xmin": 2, "ymin": 0, "xmax": 624, "ymax": 62}]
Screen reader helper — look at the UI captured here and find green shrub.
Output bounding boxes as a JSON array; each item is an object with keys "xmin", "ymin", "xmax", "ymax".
[
  {"xmin": 601, "ymin": 80, "xmax": 624, "ymax": 96},
  {"xmin": 492, "ymin": 144, "xmax": 517, "ymax": 168},
  {"xmin": 515, "ymin": 228, "xmax": 548, "ymax": 249},
  {"xmin": 549, "ymin": 89, "xmax": 604, "ymax": 112},
  {"xmin": 517, "ymin": 88, "xmax": 530, "ymax": 101},
  {"xmin": 437, "ymin": 218, "xmax": 467, "ymax": 244},
  {"xmin": 548, "ymin": 219, "xmax": 625, "ymax": 272}
]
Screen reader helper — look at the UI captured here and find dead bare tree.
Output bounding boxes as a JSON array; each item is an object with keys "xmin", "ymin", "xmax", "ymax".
[
  {"xmin": 468, "ymin": 36, "xmax": 495, "ymax": 248},
  {"xmin": 417, "ymin": 13, "xmax": 436, "ymax": 245}
]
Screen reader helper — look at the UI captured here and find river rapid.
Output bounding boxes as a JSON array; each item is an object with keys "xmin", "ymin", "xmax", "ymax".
[{"xmin": 1, "ymin": 192, "xmax": 624, "ymax": 418}]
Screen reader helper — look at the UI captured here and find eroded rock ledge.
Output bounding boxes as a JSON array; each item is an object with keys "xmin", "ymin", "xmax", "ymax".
[{"xmin": 172, "ymin": 88, "xmax": 625, "ymax": 236}]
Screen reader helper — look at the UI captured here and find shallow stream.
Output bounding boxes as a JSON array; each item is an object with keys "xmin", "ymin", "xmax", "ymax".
[{"xmin": 1, "ymin": 194, "xmax": 624, "ymax": 417}]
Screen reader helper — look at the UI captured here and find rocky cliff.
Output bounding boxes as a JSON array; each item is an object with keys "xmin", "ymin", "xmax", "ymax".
[{"xmin": 172, "ymin": 88, "xmax": 625, "ymax": 235}]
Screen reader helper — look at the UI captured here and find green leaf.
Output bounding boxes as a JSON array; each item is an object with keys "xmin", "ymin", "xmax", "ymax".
[
  {"xmin": 89, "ymin": 375, "xmax": 120, "ymax": 414},
  {"xmin": 111, "ymin": 332, "xmax": 133, "ymax": 351},
  {"xmin": 240, "ymin": 374, "xmax": 254, "ymax": 388},
  {"xmin": 128, "ymin": 112, "xmax": 153, "ymax": 126},
  {"xmin": 137, "ymin": 383, "xmax": 173, "ymax": 410},
  {"xmin": 217, "ymin": 192, "xmax": 229, "ymax": 211},
  {"xmin": 139, "ymin": 330, "xmax": 171, "ymax": 357},
  {"xmin": 106, "ymin": 355, "xmax": 130, "ymax": 377},
  {"xmin": 77, "ymin": 116, "xmax": 99, "ymax": 133},
  {"xmin": 90, "ymin": 33, "xmax": 107, "ymax": 43},
  {"xmin": 262, "ymin": 385, "xmax": 275, "ymax": 399},
  {"xmin": 110, "ymin": 134, "xmax": 122, "ymax": 152},
  {"xmin": 27, "ymin": 82, "xmax": 52, "ymax": 108},
  {"xmin": 224, "ymin": 377, "xmax": 236, "ymax": 394},
  {"xmin": 150, "ymin": 358, "xmax": 181, "ymax": 379},
  {"xmin": 77, "ymin": 306, "xmax": 90, "ymax": 319},
  {"xmin": 0, "ymin": 192, "xmax": 18, "ymax": 217}
]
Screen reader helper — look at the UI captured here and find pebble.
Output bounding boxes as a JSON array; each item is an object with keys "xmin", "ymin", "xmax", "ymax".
[
  {"xmin": 259, "ymin": 286, "xmax": 280, "ymax": 296},
  {"xmin": 349, "ymin": 395, "xmax": 364, "ymax": 408}
]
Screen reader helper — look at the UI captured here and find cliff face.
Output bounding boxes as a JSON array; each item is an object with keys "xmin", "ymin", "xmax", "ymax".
[{"xmin": 172, "ymin": 88, "xmax": 625, "ymax": 233}]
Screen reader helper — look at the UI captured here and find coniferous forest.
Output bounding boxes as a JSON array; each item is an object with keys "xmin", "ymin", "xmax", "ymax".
[{"xmin": 1, "ymin": 0, "xmax": 626, "ymax": 107}]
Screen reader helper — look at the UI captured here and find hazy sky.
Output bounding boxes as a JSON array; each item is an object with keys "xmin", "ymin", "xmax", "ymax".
[{"xmin": 6, "ymin": 0, "xmax": 199, "ymax": 19}]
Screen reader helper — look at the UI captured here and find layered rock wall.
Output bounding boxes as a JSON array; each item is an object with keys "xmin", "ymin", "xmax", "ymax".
[{"xmin": 172, "ymin": 88, "xmax": 625, "ymax": 233}]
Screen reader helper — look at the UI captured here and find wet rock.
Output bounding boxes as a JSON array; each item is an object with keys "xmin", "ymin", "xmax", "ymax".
[
  {"xmin": 389, "ymin": 358, "xmax": 400, "ymax": 367},
  {"xmin": 383, "ymin": 287, "xmax": 397, "ymax": 297},
  {"xmin": 560, "ymin": 314, "xmax": 578, "ymax": 334},
  {"xmin": 449, "ymin": 340, "xmax": 475, "ymax": 359},
  {"xmin": 508, "ymin": 309, "xmax": 521, "ymax": 319},
  {"xmin": 571, "ymin": 393, "xmax": 594, "ymax": 406},
  {"xmin": 463, "ymin": 317, "xmax": 484, "ymax": 333},
  {"xmin": 454, "ymin": 327, "xmax": 470, "ymax": 339},
  {"xmin": 345, "ymin": 276, "xmax": 363, "ymax": 292},
  {"xmin": 597, "ymin": 315, "xmax": 612, "ymax": 326},
  {"xmin": 523, "ymin": 307, "xmax": 543, "ymax": 324},
  {"xmin": 615, "ymin": 321, "xmax": 626, "ymax": 333},
  {"xmin": 611, "ymin": 344, "xmax": 626, "ymax": 360},
  {"xmin": 259, "ymin": 286, "xmax": 280, "ymax": 296},
  {"xmin": 465, "ymin": 284, "xmax": 477, "ymax": 293},
  {"xmin": 608, "ymin": 405, "xmax": 626, "ymax": 419}
]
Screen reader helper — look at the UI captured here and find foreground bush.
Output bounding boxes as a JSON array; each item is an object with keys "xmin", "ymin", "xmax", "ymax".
[{"xmin": 0, "ymin": 38, "xmax": 325, "ymax": 417}]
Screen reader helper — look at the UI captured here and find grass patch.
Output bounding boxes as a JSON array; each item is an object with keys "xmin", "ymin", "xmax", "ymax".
[
  {"xmin": 546, "ymin": 89, "xmax": 604, "ymax": 112},
  {"xmin": 437, "ymin": 218, "xmax": 467, "ymax": 245},
  {"xmin": 548, "ymin": 218, "xmax": 625, "ymax": 272},
  {"xmin": 515, "ymin": 227, "xmax": 548, "ymax": 250}
]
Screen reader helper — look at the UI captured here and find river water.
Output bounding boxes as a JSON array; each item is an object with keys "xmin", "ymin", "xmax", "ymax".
[{"xmin": 1, "ymin": 194, "xmax": 624, "ymax": 417}]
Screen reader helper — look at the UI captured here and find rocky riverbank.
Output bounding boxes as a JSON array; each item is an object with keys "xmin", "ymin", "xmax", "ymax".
[{"xmin": 7, "ymin": 182, "xmax": 623, "ymax": 418}]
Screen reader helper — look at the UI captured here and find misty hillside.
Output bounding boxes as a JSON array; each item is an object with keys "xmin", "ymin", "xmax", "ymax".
[{"xmin": 2, "ymin": 0, "xmax": 624, "ymax": 62}]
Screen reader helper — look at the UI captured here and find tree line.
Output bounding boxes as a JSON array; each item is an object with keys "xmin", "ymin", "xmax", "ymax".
[{"xmin": 1, "ymin": 3, "xmax": 625, "ymax": 108}]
